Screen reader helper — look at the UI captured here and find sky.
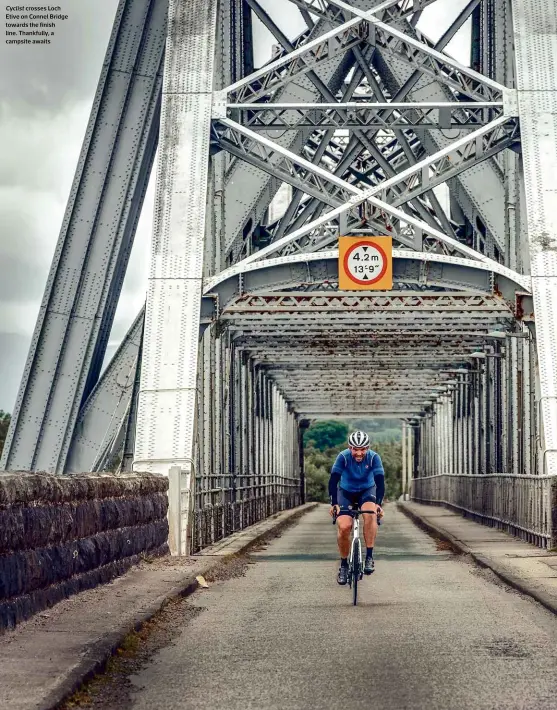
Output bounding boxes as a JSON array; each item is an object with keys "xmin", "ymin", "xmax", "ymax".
[{"xmin": 0, "ymin": 0, "xmax": 471, "ymax": 412}]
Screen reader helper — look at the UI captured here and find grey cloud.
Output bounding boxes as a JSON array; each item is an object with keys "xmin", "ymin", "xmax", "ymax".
[
  {"xmin": 0, "ymin": 254, "xmax": 45, "ymax": 301},
  {"xmin": 0, "ymin": 332, "xmax": 29, "ymax": 411},
  {"xmin": 0, "ymin": 0, "xmax": 119, "ymax": 114},
  {"xmin": 0, "ymin": 1, "xmax": 120, "ymax": 411}
]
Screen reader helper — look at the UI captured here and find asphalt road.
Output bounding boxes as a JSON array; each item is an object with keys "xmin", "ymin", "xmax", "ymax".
[{"xmin": 129, "ymin": 504, "xmax": 557, "ymax": 710}]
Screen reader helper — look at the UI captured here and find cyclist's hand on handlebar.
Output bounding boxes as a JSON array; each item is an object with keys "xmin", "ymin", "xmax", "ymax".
[{"xmin": 329, "ymin": 505, "xmax": 340, "ymax": 517}]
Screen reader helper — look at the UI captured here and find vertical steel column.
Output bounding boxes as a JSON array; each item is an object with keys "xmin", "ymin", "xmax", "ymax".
[
  {"xmin": 462, "ymin": 377, "xmax": 468, "ymax": 473},
  {"xmin": 432, "ymin": 414, "xmax": 436, "ymax": 475},
  {"xmin": 241, "ymin": 357, "xmax": 248, "ymax": 520},
  {"xmin": 511, "ymin": 337, "xmax": 519, "ymax": 474},
  {"xmin": 255, "ymin": 368, "xmax": 261, "ymax": 512},
  {"xmin": 455, "ymin": 382, "xmax": 460, "ymax": 474},
  {"xmin": 523, "ymin": 338, "xmax": 532, "ymax": 476},
  {"xmin": 419, "ymin": 420, "xmax": 424, "ymax": 477},
  {"xmin": 485, "ymin": 354, "xmax": 493, "ymax": 473},
  {"xmin": 203, "ymin": 329, "xmax": 212, "ymax": 514},
  {"xmin": 479, "ymin": 363, "xmax": 486, "ymax": 474},
  {"xmin": 195, "ymin": 339, "xmax": 204, "ymax": 518},
  {"xmin": 512, "ymin": 0, "xmax": 557, "ymax": 475},
  {"xmin": 501, "ymin": 344, "xmax": 508, "ymax": 472},
  {"xmin": 406, "ymin": 424, "xmax": 412, "ymax": 500},
  {"xmin": 247, "ymin": 358, "xmax": 254, "ymax": 520},
  {"xmin": 133, "ymin": 0, "xmax": 218, "ymax": 483},
  {"xmin": 215, "ymin": 336, "xmax": 223, "ymax": 504},
  {"xmin": 232, "ymin": 349, "xmax": 242, "ymax": 518},
  {"xmin": 265, "ymin": 378, "xmax": 271, "ymax": 507},
  {"xmin": 270, "ymin": 386, "xmax": 275, "ymax": 506},
  {"xmin": 448, "ymin": 395, "xmax": 453, "ymax": 473},
  {"xmin": 441, "ymin": 400, "xmax": 446, "ymax": 474},
  {"xmin": 223, "ymin": 342, "xmax": 231, "ymax": 485},
  {"xmin": 434, "ymin": 412, "xmax": 439, "ymax": 475},
  {"xmin": 402, "ymin": 422, "xmax": 407, "ymax": 497},
  {"xmin": 421, "ymin": 420, "xmax": 425, "ymax": 477},
  {"xmin": 424, "ymin": 418, "xmax": 429, "ymax": 476},
  {"xmin": 444, "ymin": 398, "xmax": 448, "ymax": 473},
  {"xmin": 450, "ymin": 389, "xmax": 456, "ymax": 473},
  {"xmin": 453, "ymin": 384, "xmax": 460, "ymax": 473}
]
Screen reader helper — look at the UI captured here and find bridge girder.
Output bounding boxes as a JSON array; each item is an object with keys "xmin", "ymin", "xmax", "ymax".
[{"xmin": 2, "ymin": 0, "xmax": 557, "ymax": 554}]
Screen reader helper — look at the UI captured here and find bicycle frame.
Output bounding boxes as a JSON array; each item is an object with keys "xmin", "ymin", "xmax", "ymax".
[
  {"xmin": 333, "ymin": 507, "xmax": 379, "ymax": 604},
  {"xmin": 349, "ymin": 514, "xmax": 362, "ymax": 586}
]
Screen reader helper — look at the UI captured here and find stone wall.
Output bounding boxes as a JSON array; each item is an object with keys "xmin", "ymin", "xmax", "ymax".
[{"xmin": 0, "ymin": 471, "xmax": 169, "ymax": 633}]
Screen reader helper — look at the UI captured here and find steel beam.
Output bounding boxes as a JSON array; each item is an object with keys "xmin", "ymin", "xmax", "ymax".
[
  {"xmin": 224, "ymin": 102, "xmax": 504, "ymax": 131},
  {"xmin": 132, "ymin": 0, "xmax": 219, "ymax": 477},
  {"xmin": 65, "ymin": 310, "xmax": 144, "ymax": 474},
  {"xmin": 1, "ymin": 0, "xmax": 167, "ymax": 473},
  {"xmin": 512, "ymin": 0, "xmax": 557, "ymax": 475}
]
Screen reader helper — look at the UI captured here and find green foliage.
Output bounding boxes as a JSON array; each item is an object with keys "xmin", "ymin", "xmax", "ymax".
[
  {"xmin": 377, "ymin": 440, "xmax": 403, "ymax": 500},
  {"xmin": 0, "ymin": 410, "xmax": 10, "ymax": 459},
  {"xmin": 304, "ymin": 446, "xmax": 338, "ymax": 503},
  {"xmin": 303, "ymin": 419, "xmax": 403, "ymax": 503},
  {"xmin": 303, "ymin": 420, "xmax": 348, "ymax": 452}
]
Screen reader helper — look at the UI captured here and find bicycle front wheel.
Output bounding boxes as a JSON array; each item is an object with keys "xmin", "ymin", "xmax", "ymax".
[{"xmin": 352, "ymin": 538, "xmax": 360, "ymax": 606}]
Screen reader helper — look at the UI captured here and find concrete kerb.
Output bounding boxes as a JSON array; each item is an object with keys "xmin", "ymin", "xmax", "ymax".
[
  {"xmin": 40, "ymin": 502, "xmax": 318, "ymax": 710},
  {"xmin": 397, "ymin": 501, "xmax": 557, "ymax": 618}
]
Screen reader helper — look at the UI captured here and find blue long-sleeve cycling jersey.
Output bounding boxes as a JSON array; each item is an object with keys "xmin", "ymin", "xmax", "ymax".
[{"xmin": 328, "ymin": 448, "xmax": 385, "ymax": 506}]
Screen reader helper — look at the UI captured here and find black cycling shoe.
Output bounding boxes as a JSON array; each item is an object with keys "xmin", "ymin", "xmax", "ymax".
[
  {"xmin": 364, "ymin": 556, "xmax": 375, "ymax": 575},
  {"xmin": 337, "ymin": 565, "xmax": 348, "ymax": 585}
]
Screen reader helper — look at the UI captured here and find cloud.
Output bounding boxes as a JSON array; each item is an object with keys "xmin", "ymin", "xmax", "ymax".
[{"xmin": 0, "ymin": 0, "xmax": 120, "ymax": 114}]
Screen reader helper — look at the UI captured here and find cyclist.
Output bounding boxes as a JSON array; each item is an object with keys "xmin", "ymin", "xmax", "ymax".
[{"xmin": 328, "ymin": 430, "xmax": 385, "ymax": 585}]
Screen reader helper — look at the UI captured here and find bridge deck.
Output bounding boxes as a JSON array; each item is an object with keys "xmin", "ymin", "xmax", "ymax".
[{"xmin": 4, "ymin": 505, "xmax": 557, "ymax": 710}]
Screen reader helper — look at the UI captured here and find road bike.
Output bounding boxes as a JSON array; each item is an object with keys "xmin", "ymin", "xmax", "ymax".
[{"xmin": 333, "ymin": 506, "xmax": 380, "ymax": 606}]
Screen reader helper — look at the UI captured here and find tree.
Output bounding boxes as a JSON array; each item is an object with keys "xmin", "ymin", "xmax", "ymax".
[
  {"xmin": 303, "ymin": 420, "xmax": 348, "ymax": 452},
  {"xmin": 0, "ymin": 410, "xmax": 11, "ymax": 459},
  {"xmin": 303, "ymin": 419, "xmax": 403, "ymax": 503}
]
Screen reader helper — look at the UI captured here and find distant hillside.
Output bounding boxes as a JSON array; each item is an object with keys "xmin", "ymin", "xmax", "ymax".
[{"xmin": 347, "ymin": 418, "xmax": 402, "ymax": 442}]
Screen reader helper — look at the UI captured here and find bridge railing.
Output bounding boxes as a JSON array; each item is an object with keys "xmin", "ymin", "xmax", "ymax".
[
  {"xmin": 168, "ymin": 466, "xmax": 301, "ymax": 555},
  {"xmin": 411, "ymin": 474, "xmax": 557, "ymax": 549}
]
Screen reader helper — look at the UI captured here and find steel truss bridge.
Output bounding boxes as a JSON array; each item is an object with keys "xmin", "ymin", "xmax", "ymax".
[{"xmin": 2, "ymin": 0, "xmax": 557, "ymax": 553}]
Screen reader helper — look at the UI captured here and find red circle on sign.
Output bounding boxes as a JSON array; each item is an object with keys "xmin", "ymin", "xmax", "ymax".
[{"xmin": 343, "ymin": 241, "xmax": 389, "ymax": 285}]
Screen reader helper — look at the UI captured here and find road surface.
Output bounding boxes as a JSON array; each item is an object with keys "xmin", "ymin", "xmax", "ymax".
[{"xmin": 127, "ymin": 504, "xmax": 557, "ymax": 709}]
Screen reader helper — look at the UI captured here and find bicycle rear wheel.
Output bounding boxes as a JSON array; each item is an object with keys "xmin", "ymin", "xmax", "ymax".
[{"xmin": 352, "ymin": 538, "xmax": 360, "ymax": 606}]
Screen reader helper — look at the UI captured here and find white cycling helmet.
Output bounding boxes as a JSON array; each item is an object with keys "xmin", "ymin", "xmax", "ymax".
[{"xmin": 348, "ymin": 430, "xmax": 370, "ymax": 448}]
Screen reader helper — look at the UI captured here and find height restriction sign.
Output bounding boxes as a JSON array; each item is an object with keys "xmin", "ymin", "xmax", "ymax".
[{"xmin": 338, "ymin": 236, "xmax": 393, "ymax": 290}]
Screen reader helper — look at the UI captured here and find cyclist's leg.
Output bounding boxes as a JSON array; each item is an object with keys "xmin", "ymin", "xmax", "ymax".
[
  {"xmin": 360, "ymin": 486, "xmax": 378, "ymax": 548},
  {"xmin": 336, "ymin": 488, "xmax": 354, "ymax": 560}
]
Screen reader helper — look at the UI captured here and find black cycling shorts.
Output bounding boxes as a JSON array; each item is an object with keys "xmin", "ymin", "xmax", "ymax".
[{"xmin": 337, "ymin": 486, "xmax": 376, "ymax": 516}]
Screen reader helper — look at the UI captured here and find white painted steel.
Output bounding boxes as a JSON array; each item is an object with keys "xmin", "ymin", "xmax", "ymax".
[
  {"xmin": 512, "ymin": 0, "xmax": 557, "ymax": 475},
  {"xmin": 65, "ymin": 311, "xmax": 144, "ymax": 473},
  {"xmin": 133, "ymin": 0, "xmax": 218, "ymax": 476},
  {"xmin": 222, "ymin": 16, "xmax": 365, "ymax": 98},
  {"xmin": 204, "ymin": 249, "xmax": 531, "ymax": 294},
  {"xmin": 230, "ymin": 118, "xmax": 516, "ymax": 267}
]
